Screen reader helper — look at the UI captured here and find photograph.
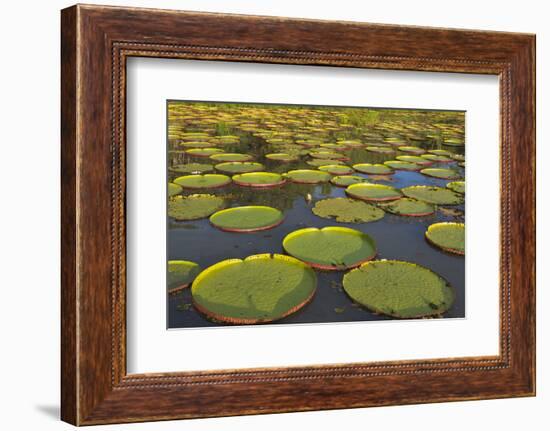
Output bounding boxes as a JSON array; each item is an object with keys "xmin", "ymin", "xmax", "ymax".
[{"xmin": 166, "ymin": 101, "xmax": 466, "ymax": 328}]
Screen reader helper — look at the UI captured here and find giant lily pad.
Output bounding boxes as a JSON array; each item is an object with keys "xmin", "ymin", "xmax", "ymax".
[
  {"xmin": 428, "ymin": 149, "xmax": 453, "ymax": 156},
  {"xmin": 425, "ymin": 222, "xmax": 465, "ymax": 255},
  {"xmin": 343, "ymin": 260, "xmax": 454, "ymax": 318},
  {"xmin": 379, "ymin": 198, "xmax": 435, "ymax": 216},
  {"xmin": 265, "ymin": 153, "xmax": 299, "ymax": 162},
  {"xmin": 353, "ymin": 163, "xmax": 393, "ymax": 175},
  {"xmin": 307, "ymin": 158, "xmax": 345, "ymax": 167},
  {"xmin": 337, "ymin": 140, "xmax": 364, "ymax": 148},
  {"xmin": 330, "ymin": 175, "xmax": 367, "ymax": 187},
  {"xmin": 402, "ymin": 185, "xmax": 464, "ymax": 205},
  {"xmin": 210, "ymin": 153, "xmax": 253, "ymax": 162},
  {"xmin": 346, "ymin": 183, "xmax": 402, "ymax": 202},
  {"xmin": 443, "ymin": 138, "xmax": 465, "ymax": 147},
  {"xmin": 284, "ymin": 169, "xmax": 331, "ymax": 184},
  {"xmin": 398, "ymin": 146, "xmax": 425, "ymax": 155},
  {"xmin": 168, "ymin": 260, "xmax": 201, "ymax": 293},
  {"xmin": 215, "ymin": 161, "xmax": 265, "ymax": 174},
  {"xmin": 191, "ymin": 254, "xmax": 317, "ymax": 324},
  {"xmin": 384, "ymin": 160, "xmax": 422, "ymax": 171},
  {"xmin": 168, "ymin": 163, "xmax": 213, "ymax": 174},
  {"xmin": 232, "ymin": 172, "xmax": 286, "ymax": 188},
  {"xmin": 446, "ymin": 181, "xmax": 465, "ymax": 194},
  {"xmin": 396, "ymin": 155, "xmax": 432, "ymax": 165},
  {"xmin": 180, "ymin": 141, "xmax": 215, "ymax": 148},
  {"xmin": 168, "ymin": 182, "xmax": 183, "ymax": 197},
  {"xmin": 318, "ymin": 164, "xmax": 354, "ymax": 175},
  {"xmin": 210, "ymin": 206, "xmax": 284, "ymax": 232},
  {"xmin": 309, "ymin": 150, "xmax": 347, "ymax": 160},
  {"xmin": 173, "ymin": 174, "xmax": 231, "ymax": 189},
  {"xmin": 420, "ymin": 168, "xmax": 460, "ymax": 179},
  {"xmin": 282, "ymin": 226, "xmax": 377, "ymax": 270},
  {"xmin": 185, "ymin": 148, "xmax": 225, "ymax": 157},
  {"xmin": 312, "ymin": 198, "xmax": 384, "ymax": 223},
  {"xmin": 168, "ymin": 194, "xmax": 225, "ymax": 220},
  {"xmin": 366, "ymin": 146, "xmax": 395, "ymax": 154},
  {"xmin": 451, "ymin": 154, "xmax": 465, "ymax": 162},
  {"xmin": 421, "ymin": 154, "xmax": 453, "ymax": 163}
]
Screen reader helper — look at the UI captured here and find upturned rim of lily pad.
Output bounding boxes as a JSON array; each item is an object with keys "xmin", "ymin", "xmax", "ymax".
[
  {"xmin": 420, "ymin": 168, "xmax": 461, "ymax": 179},
  {"xmin": 209, "ymin": 206, "xmax": 285, "ymax": 232},
  {"xmin": 167, "ymin": 260, "xmax": 201, "ymax": 294},
  {"xmin": 173, "ymin": 174, "xmax": 232, "ymax": 189},
  {"xmin": 353, "ymin": 163, "xmax": 394, "ymax": 175},
  {"xmin": 383, "ymin": 160, "xmax": 423, "ymax": 171},
  {"xmin": 446, "ymin": 180, "xmax": 465, "ymax": 194},
  {"xmin": 421, "ymin": 154, "xmax": 453, "ymax": 163},
  {"xmin": 330, "ymin": 175, "xmax": 367, "ymax": 187},
  {"xmin": 209, "ymin": 152, "xmax": 254, "ymax": 162},
  {"xmin": 398, "ymin": 146, "xmax": 426, "ymax": 154},
  {"xmin": 191, "ymin": 254, "xmax": 317, "ymax": 324},
  {"xmin": 265, "ymin": 153, "xmax": 299, "ymax": 162},
  {"xmin": 318, "ymin": 164, "xmax": 354, "ymax": 175},
  {"xmin": 232, "ymin": 172, "xmax": 286, "ymax": 188},
  {"xmin": 185, "ymin": 147, "xmax": 225, "ymax": 157},
  {"xmin": 365, "ymin": 146, "xmax": 395, "ymax": 154},
  {"xmin": 345, "ymin": 183, "xmax": 402, "ymax": 202},
  {"xmin": 425, "ymin": 222, "xmax": 465, "ymax": 255},
  {"xmin": 284, "ymin": 169, "xmax": 332, "ymax": 184},
  {"xmin": 396, "ymin": 155, "xmax": 433, "ymax": 165},
  {"xmin": 214, "ymin": 161, "xmax": 266, "ymax": 174}
]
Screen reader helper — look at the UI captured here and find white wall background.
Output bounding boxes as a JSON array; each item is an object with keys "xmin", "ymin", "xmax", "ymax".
[{"xmin": 0, "ymin": 0, "xmax": 546, "ymax": 429}]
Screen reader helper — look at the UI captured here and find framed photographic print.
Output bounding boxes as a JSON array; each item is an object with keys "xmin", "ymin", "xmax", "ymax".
[{"xmin": 61, "ymin": 4, "xmax": 536, "ymax": 425}]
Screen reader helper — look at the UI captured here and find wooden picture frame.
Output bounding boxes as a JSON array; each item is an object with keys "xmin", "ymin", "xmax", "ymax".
[{"xmin": 61, "ymin": 4, "xmax": 536, "ymax": 425}]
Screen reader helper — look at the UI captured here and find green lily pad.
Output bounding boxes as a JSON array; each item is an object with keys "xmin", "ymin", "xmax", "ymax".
[
  {"xmin": 283, "ymin": 227, "xmax": 376, "ymax": 270},
  {"xmin": 330, "ymin": 175, "xmax": 367, "ymax": 187},
  {"xmin": 446, "ymin": 181, "xmax": 465, "ymax": 194},
  {"xmin": 384, "ymin": 160, "xmax": 422, "ymax": 171},
  {"xmin": 320, "ymin": 143, "xmax": 348, "ymax": 151},
  {"xmin": 168, "ymin": 163, "xmax": 213, "ymax": 174},
  {"xmin": 398, "ymin": 146, "xmax": 425, "ymax": 155},
  {"xmin": 168, "ymin": 260, "xmax": 201, "ymax": 293},
  {"xmin": 428, "ymin": 149, "xmax": 452, "ymax": 156},
  {"xmin": 210, "ymin": 206, "xmax": 284, "ymax": 232},
  {"xmin": 210, "ymin": 153, "xmax": 253, "ymax": 162},
  {"xmin": 191, "ymin": 254, "xmax": 317, "ymax": 324},
  {"xmin": 402, "ymin": 186, "xmax": 464, "ymax": 205},
  {"xmin": 443, "ymin": 138, "xmax": 465, "ymax": 147},
  {"xmin": 337, "ymin": 140, "xmax": 364, "ymax": 148},
  {"xmin": 420, "ymin": 168, "xmax": 460, "ymax": 179},
  {"xmin": 307, "ymin": 158, "xmax": 345, "ymax": 167},
  {"xmin": 173, "ymin": 174, "xmax": 231, "ymax": 189},
  {"xmin": 379, "ymin": 198, "xmax": 435, "ymax": 216},
  {"xmin": 185, "ymin": 148, "xmax": 225, "ymax": 157},
  {"xmin": 426, "ymin": 222, "xmax": 465, "ymax": 255},
  {"xmin": 353, "ymin": 163, "xmax": 394, "ymax": 175},
  {"xmin": 265, "ymin": 153, "xmax": 299, "ymax": 162},
  {"xmin": 396, "ymin": 155, "xmax": 432, "ymax": 165},
  {"xmin": 215, "ymin": 161, "xmax": 265, "ymax": 174},
  {"xmin": 179, "ymin": 141, "xmax": 215, "ymax": 148},
  {"xmin": 346, "ymin": 183, "xmax": 402, "ymax": 202},
  {"xmin": 318, "ymin": 164, "xmax": 354, "ymax": 175},
  {"xmin": 284, "ymin": 169, "xmax": 331, "ymax": 184},
  {"xmin": 309, "ymin": 150, "xmax": 346, "ymax": 160},
  {"xmin": 168, "ymin": 182, "xmax": 183, "ymax": 197},
  {"xmin": 312, "ymin": 198, "xmax": 384, "ymax": 223},
  {"xmin": 451, "ymin": 154, "xmax": 465, "ymax": 162},
  {"xmin": 232, "ymin": 172, "xmax": 286, "ymax": 187},
  {"xmin": 421, "ymin": 154, "xmax": 453, "ymax": 163},
  {"xmin": 343, "ymin": 260, "xmax": 454, "ymax": 318},
  {"xmin": 168, "ymin": 194, "xmax": 225, "ymax": 220},
  {"xmin": 366, "ymin": 146, "xmax": 395, "ymax": 154}
]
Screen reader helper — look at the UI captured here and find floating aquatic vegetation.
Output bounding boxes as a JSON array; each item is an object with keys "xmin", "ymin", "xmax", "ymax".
[
  {"xmin": 312, "ymin": 198, "xmax": 384, "ymax": 223},
  {"xmin": 379, "ymin": 198, "xmax": 435, "ymax": 216},
  {"xmin": 398, "ymin": 146, "xmax": 426, "ymax": 155},
  {"xmin": 451, "ymin": 154, "xmax": 465, "ymax": 162},
  {"xmin": 215, "ymin": 161, "xmax": 265, "ymax": 174},
  {"xmin": 346, "ymin": 183, "xmax": 402, "ymax": 202},
  {"xmin": 421, "ymin": 154, "xmax": 453, "ymax": 163},
  {"xmin": 265, "ymin": 153, "xmax": 299, "ymax": 162},
  {"xmin": 210, "ymin": 153, "xmax": 253, "ymax": 162},
  {"xmin": 191, "ymin": 254, "xmax": 317, "ymax": 324},
  {"xmin": 384, "ymin": 160, "xmax": 422, "ymax": 171},
  {"xmin": 319, "ymin": 143, "xmax": 348, "ymax": 151},
  {"xmin": 179, "ymin": 141, "xmax": 215, "ymax": 148},
  {"xmin": 284, "ymin": 169, "xmax": 331, "ymax": 184},
  {"xmin": 185, "ymin": 148, "xmax": 225, "ymax": 157},
  {"xmin": 420, "ymin": 168, "xmax": 460, "ymax": 179},
  {"xmin": 173, "ymin": 174, "xmax": 232, "ymax": 189},
  {"xmin": 337, "ymin": 139, "xmax": 364, "ymax": 148},
  {"xmin": 318, "ymin": 164, "xmax": 354, "ymax": 175},
  {"xmin": 168, "ymin": 194, "xmax": 225, "ymax": 220},
  {"xmin": 402, "ymin": 185, "xmax": 464, "ymax": 205},
  {"xmin": 446, "ymin": 180, "xmax": 465, "ymax": 194},
  {"xmin": 365, "ymin": 146, "xmax": 395, "ymax": 154},
  {"xmin": 396, "ymin": 155, "xmax": 432, "ymax": 165},
  {"xmin": 232, "ymin": 172, "xmax": 286, "ymax": 187},
  {"xmin": 330, "ymin": 175, "xmax": 367, "ymax": 187},
  {"xmin": 343, "ymin": 260, "xmax": 454, "ymax": 318},
  {"xmin": 443, "ymin": 138, "xmax": 465, "ymax": 147},
  {"xmin": 210, "ymin": 206, "xmax": 284, "ymax": 232},
  {"xmin": 425, "ymin": 222, "xmax": 465, "ymax": 255},
  {"xmin": 168, "ymin": 182, "xmax": 183, "ymax": 197},
  {"xmin": 353, "ymin": 163, "xmax": 394, "ymax": 175},
  {"xmin": 283, "ymin": 226, "xmax": 377, "ymax": 270},
  {"xmin": 428, "ymin": 149, "xmax": 452, "ymax": 156},
  {"xmin": 168, "ymin": 260, "xmax": 201, "ymax": 293},
  {"xmin": 307, "ymin": 158, "xmax": 345, "ymax": 167},
  {"xmin": 168, "ymin": 163, "xmax": 213, "ymax": 174},
  {"xmin": 309, "ymin": 150, "xmax": 347, "ymax": 160}
]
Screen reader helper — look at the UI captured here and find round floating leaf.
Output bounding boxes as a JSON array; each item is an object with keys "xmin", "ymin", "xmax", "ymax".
[
  {"xmin": 232, "ymin": 172, "xmax": 286, "ymax": 188},
  {"xmin": 284, "ymin": 169, "xmax": 331, "ymax": 184},
  {"xmin": 185, "ymin": 148, "xmax": 225, "ymax": 157},
  {"xmin": 398, "ymin": 146, "xmax": 425, "ymax": 155},
  {"xmin": 428, "ymin": 149, "xmax": 452, "ymax": 156},
  {"xmin": 402, "ymin": 185, "xmax": 464, "ymax": 205},
  {"xmin": 353, "ymin": 163, "xmax": 394, "ymax": 175},
  {"xmin": 283, "ymin": 227, "xmax": 377, "ymax": 270},
  {"xmin": 318, "ymin": 164, "xmax": 354, "ymax": 175},
  {"xmin": 168, "ymin": 194, "xmax": 225, "ymax": 221},
  {"xmin": 173, "ymin": 174, "xmax": 231, "ymax": 189},
  {"xmin": 421, "ymin": 154, "xmax": 453, "ymax": 163},
  {"xmin": 425, "ymin": 222, "xmax": 465, "ymax": 255},
  {"xmin": 396, "ymin": 155, "xmax": 432, "ymax": 165},
  {"xmin": 312, "ymin": 198, "xmax": 384, "ymax": 223},
  {"xmin": 168, "ymin": 182, "xmax": 183, "ymax": 197},
  {"xmin": 168, "ymin": 163, "xmax": 213, "ymax": 174},
  {"xmin": 420, "ymin": 168, "xmax": 460, "ymax": 179},
  {"xmin": 384, "ymin": 160, "xmax": 422, "ymax": 171},
  {"xmin": 215, "ymin": 161, "xmax": 265, "ymax": 174},
  {"xmin": 179, "ymin": 141, "xmax": 215, "ymax": 148},
  {"xmin": 191, "ymin": 254, "xmax": 317, "ymax": 324},
  {"xmin": 451, "ymin": 154, "xmax": 465, "ymax": 162},
  {"xmin": 168, "ymin": 260, "xmax": 201, "ymax": 293},
  {"xmin": 210, "ymin": 206, "xmax": 284, "ymax": 232},
  {"xmin": 309, "ymin": 150, "xmax": 347, "ymax": 160},
  {"xmin": 446, "ymin": 181, "xmax": 465, "ymax": 194},
  {"xmin": 307, "ymin": 158, "xmax": 345, "ymax": 167},
  {"xmin": 337, "ymin": 140, "xmax": 364, "ymax": 148},
  {"xmin": 443, "ymin": 138, "xmax": 465, "ymax": 147},
  {"xmin": 379, "ymin": 198, "xmax": 435, "ymax": 216},
  {"xmin": 346, "ymin": 183, "xmax": 402, "ymax": 202},
  {"xmin": 265, "ymin": 153, "xmax": 299, "ymax": 162},
  {"xmin": 343, "ymin": 260, "xmax": 454, "ymax": 318},
  {"xmin": 210, "ymin": 153, "xmax": 253, "ymax": 162},
  {"xmin": 330, "ymin": 175, "xmax": 367, "ymax": 187},
  {"xmin": 366, "ymin": 146, "xmax": 395, "ymax": 154}
]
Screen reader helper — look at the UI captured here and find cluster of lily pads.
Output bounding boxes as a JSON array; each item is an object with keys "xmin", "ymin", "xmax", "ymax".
[{"xmin": 167, "ymin": 102, "xmax": 465, "ymax": 325}]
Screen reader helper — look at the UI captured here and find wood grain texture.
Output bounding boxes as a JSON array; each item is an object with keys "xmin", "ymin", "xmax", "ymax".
[{"xmin": 60, "ymin": 4, "xmax": 536, "ymax": 425}]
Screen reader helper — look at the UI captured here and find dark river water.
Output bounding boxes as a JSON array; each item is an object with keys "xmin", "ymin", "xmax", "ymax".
[{"xmin": 167, "ymin": 136, "xmax": 465, "ymax": 329}]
